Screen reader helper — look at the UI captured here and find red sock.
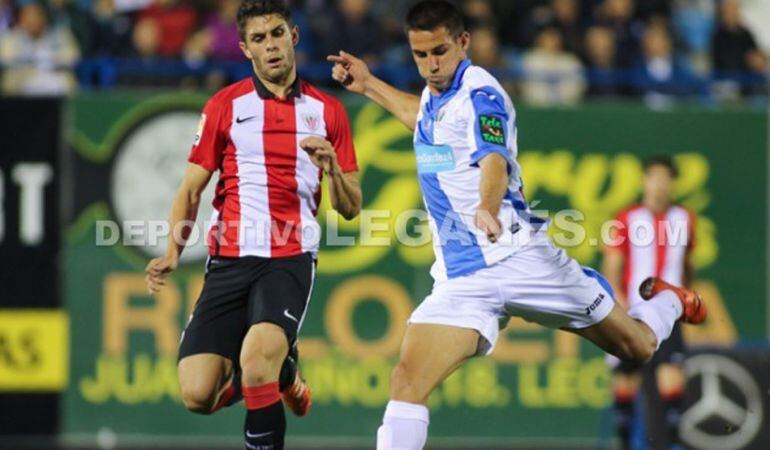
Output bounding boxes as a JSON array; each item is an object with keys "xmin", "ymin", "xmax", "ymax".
[
  {"xmin": 242, "ymin": 382, "xmax": 285, "ymax": 449},
  {"xmin": 243, "ymin": 381, "xmax": 281, "ymax": 410}
]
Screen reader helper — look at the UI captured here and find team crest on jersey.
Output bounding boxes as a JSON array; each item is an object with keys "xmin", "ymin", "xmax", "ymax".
[
  {"xmin": 479, "ymin": 114, "xmax": 505, "ymax": 145},
  {"xmin": 303, "ymin": 114, "xmax": 320, "ymax": 132},
  {"xmin": 194, "ymin": 113, "xmax": 206, "ymax": 145}
]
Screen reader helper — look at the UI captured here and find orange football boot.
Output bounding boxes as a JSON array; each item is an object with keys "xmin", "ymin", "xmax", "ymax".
[
  {"xmin": 639, "ymin": 277, "xmax": 707, "ymax": 324},
  {"xmin": 281, "ymin": 371, "xmax": 312, "ymax": 417}
]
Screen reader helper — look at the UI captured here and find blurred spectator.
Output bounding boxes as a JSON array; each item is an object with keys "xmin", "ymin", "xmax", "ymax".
[
  {"xmin": 469, "ymin": 24, "xmax": 516, "ymax": 92},
  {"xmin": 521, "ymin": 26, "xmax": 586, "ymax": 105},
  {"xmin": 671, "ymin": 0, "xmax": 715, "ymax": 75},
  {"xmin": 91, "ymin": 0, "xmax": 134, "ymax": 56},
  {"xmin": 594, "ymin": 0, "xmax": 642, "ymax": 68},
  {"xmin": 1, "ymin": 0, "xmax": 14, "ymax": 35},
  {"xmin": 48, "ymin": 0, "xmax": 98, "ymax": 55},
  {"xmin": 712, "ymin": 0, "xmax": 768, "ymax": 96},
  {"xmin": 463, "ymin": 0, "xmax": 496, "ymax": 28},
  {"xmin": 469, "ymin": 25, "xmax": 509, "ymax": 70},
  {"xmin": 185, "ymin": 0, "xmax": 241, "ymax": 63},
  {"xmin": 496, "ymin": 0, "xmax": 535, "ymax": 49},
  {"xmin": 0, "ymin": 2, "xmax": 80, "ymax": 95},
  {"xmin": 137, "ymin": 0, "xmax": 198, "ymax": 57},
  {"xmin": 120, "ymin": 13, "xmax": 189, "ymax": 87},
  {"xmin": 583, "ymin": 26, "xmax": 624, "ymax": 97},
  {"xmin": 630, "ymin": 24, "xmax": 705, "ymax": 105},
  {"xmin": 549, "ymin": 0, "xmax": 583, "ymax": 55},
  {"xmin": 370, "ymin": 0, "xmax": 411, "ymax": 51},
  {"xmin": 132, "ymin": 15, "xmax": 160, "ymax": 59},
  {"xmin": 316, "ymin": 0, "xmax": 384, "ymax": 65}
]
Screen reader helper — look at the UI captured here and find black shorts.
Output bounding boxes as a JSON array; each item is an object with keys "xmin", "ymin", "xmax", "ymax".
[
  {"xmin": 178, "ymin": 252, "xmax": 315, "ymax": 363},
  {"xmin": 615, "ymin": 322, "xmax": 686, "ymax": 373}
]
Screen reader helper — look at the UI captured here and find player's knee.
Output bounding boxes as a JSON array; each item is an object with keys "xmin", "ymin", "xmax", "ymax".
[
  {"xmin": 181, "ymin": 385, "xmax": 217, "ymax": 415},
  {"xmin": 241, "ymin": 346, "xmax": 285, "ymax": 386}
]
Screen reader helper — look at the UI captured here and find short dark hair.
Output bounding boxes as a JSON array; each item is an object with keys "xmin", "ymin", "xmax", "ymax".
[
  {"xmin": 405, "ymin": 1, "xmax": 466, "ymax": 38},
  {"xmin": 644, "ymin": 155, "xmax": 678, "ymax": 178},
  {"xmin": 237, "ymin": 0, "xmax": 292, "ymax": 39}
]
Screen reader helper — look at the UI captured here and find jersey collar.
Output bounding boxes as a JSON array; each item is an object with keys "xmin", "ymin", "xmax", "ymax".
[
  {"xmin": 449, "ymin": 58, "xmax": 472, "ymax": 92},
  {"xmin": 252, "ymin": 74, "xmax": 302, "ymax": 100},
  {"xmin": 425, "ymin": 59, "xmax": 472, "ymax": 119}
]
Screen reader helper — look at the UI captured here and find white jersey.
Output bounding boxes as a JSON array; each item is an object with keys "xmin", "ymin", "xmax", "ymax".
[{"xmin": 414, "ymin": 59, "xmax": 546, "ymax": 280}]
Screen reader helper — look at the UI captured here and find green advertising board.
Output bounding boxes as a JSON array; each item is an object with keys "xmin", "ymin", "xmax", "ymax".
[{"xmin": 62, "ymin": 92, "xmax": 768, "ymax": 446}]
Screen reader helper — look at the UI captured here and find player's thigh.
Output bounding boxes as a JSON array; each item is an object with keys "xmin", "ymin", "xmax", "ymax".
[
  {"xmin": 239, "ymin": 322, "xmax": 290, "ymax": 385},
  {"xmin": 390, "ymin": 323, "xmax": 480, "ymax": 404},
  {"xmin": 178, "ymin": 353, "xmax": 234, "ymax": 408},
  {"xmin": 497, "ymin": 239, "xmax": 615, "ymax": 331},
  {"xmin": 247, "ymin": 253, "xmax": 315, "ymax": 347}
]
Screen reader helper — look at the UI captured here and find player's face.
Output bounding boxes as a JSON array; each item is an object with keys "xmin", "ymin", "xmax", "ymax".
[
  {"xmin": 408, "ymin": 27, "xmax": 470, "ymax": 93},
  {"xmin": 643, "ymin": 165, "xmax": 675, "ymax": 208},
  {"xmin": 239, "ymin": 14, "xmax": 299, "ymax": 84}
]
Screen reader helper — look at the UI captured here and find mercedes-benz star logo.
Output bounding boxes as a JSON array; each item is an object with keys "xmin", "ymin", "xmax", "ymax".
[{"xmin": 680, "ymin": 354, "xmax": 764, "ymax": 450}]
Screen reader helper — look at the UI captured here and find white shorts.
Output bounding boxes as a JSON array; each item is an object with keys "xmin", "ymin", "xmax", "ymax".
[{"xmin": 408, "ymin": 235, "xmax": 616, "ymax": 355}]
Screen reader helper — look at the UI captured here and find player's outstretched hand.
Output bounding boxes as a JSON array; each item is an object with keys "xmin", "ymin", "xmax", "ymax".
[
  {"xmin": 145, "ymin": 255, "xmax": 178, "ymax": 294},
  {"xmin": 300, "ymin": 136, "xmax": 338, "ymax": 175},
  {"xmin": 474, "ymin": 210, "xmax": 503, "ymax": 243},
  {"xmin": 327, "ymin": 51, "xmax": 370, "ymax": 95}
]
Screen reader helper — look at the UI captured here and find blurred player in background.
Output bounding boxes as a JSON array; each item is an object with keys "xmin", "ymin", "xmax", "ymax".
[
  {"xmin": 145, "ymin": 1, "xmax": 361, "ymax": 448},
  {"xmin": 329, "ymin": 1, "xmax": 706, "ymax": 448},
  {"xmin": 603, "ymin": 156, "xmax": 696, "ymax": 450}
]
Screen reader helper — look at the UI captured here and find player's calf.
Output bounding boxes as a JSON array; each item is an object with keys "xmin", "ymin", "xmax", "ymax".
[
  {"xmin": 613, "ymin": 329, "xmax": 656, "ymax": 363},
  {"xmin": 240, "ymin": 323, "xmax": 291, "ymax": 450},
  {"xmin": 181, "ymin": 384, "xmax": 219, "ymax": 415},
  {"xmin": 178, "ymin": 353, "xmax": 234, "ymax": 415}
]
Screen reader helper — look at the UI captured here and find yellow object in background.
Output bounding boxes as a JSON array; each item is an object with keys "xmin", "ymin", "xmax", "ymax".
[{"xmin": 0, "ymin": 309, "xmax": 69, "ymax": 391}]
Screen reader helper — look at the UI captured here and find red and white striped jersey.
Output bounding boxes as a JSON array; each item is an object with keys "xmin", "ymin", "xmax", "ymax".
[
  {"xmin": 188, "ymin": 76, "xmax": 358, "ymax": 258},
  {"xmin": 607, "ymin": 204, "xmax": 696, "ymax": 306}
]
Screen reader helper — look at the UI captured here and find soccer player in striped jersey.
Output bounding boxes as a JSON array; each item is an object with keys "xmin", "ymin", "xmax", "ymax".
[
  {"xmin": 603, "ymin": 156, "xmax": 696, "ymax": 450},
  {"xmin": 328, "ymin": 2, "xmax": 706, "ymax": 448},
  {"xmin": 145, "ymin": 1, "xmax": 362, "ymax": 448}
]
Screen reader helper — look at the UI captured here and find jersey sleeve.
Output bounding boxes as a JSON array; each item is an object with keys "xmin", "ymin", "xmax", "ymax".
[
  {"xmin": 188, "ymin": 98, "xmax": 226, "ymax": 172},
  {"xmin": 325, "ymin": 98, "xmax": 359, "ymax": 173},
  {"xmin": 467, "ymin": 86, "xmax": 513, "ymax": 169}
]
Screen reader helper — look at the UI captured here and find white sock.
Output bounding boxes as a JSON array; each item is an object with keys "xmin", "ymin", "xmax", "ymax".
[
  {"xmin": 376, "ymin": 400, "xmax": 429, "ymax": 450},
  {"xmin": 628, "ymin": 290, "xmax": 683, "ymax": 350}
]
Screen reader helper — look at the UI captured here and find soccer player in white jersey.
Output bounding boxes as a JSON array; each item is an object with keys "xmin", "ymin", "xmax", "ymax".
[
  {"xmin": 603, "ymin": 156, "xmax": 696, "ymax": 450},
  {"xmin": 328, "ymin": 2, "xmax": 707, "ymax": 448}
]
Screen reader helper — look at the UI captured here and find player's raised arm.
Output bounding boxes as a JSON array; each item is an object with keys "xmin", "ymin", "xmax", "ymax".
[
  {"xmin": 328, "ymin": 51, "xmax": 421, "ymax": 131},
  {"xmin": 145, "ymin": 163, "xmax": 212, "ymax": 293}
]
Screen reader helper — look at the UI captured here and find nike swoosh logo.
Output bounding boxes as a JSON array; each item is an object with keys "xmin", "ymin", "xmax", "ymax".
[
  {"xmin": 283, "ymin": 309, "xmax": 299, "ymax": 323},
  {"xmin": 246, "ymin": 430, "xmax": 273, "ymax": 439},
  {"xmin": 236, "ymin": 115, "xmax": 258, "ymax": 124}
]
